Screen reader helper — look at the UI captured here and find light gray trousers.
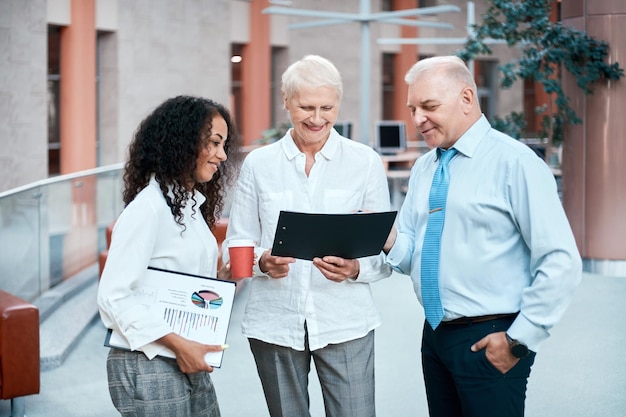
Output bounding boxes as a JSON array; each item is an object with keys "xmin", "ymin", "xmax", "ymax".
[
  {"xmin": 106, "ymin": 348, "xmax": 221, "ymax": 417},
  {"xmin": 249, "ymin": 330, "xmax": 376, "ymax": 417}
]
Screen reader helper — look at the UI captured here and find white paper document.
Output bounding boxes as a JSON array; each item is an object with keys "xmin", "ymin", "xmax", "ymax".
[{"xmin": 104, "ymin": 266, "xmax": 236, "ymax": 367}]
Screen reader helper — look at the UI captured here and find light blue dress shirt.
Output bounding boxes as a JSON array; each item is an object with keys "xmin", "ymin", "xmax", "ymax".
[{"xmin": 386, "ymin": 115, "xmax": 582, "ymax": 352}]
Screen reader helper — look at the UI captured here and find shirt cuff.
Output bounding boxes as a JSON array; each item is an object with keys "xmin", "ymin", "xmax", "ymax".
[
  {"xmin": 385, "ymin": 232, "xmax": 412, "ymax": 274},
  {"xmin": 252, "ymin": 246, "xmax": 271, "ymax": 278},
  {"xmin": 506, "ymin": 313, "xmax": 550, "ymax": 353}
]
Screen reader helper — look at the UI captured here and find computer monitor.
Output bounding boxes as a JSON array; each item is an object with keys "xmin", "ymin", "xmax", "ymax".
[
  {"xmin": 334, "ymin": 121, "xmax": 352, "ymax": 139},
  {"xmin": 375, "ymin": 120, "xmax": 406, "ymax": 155}
]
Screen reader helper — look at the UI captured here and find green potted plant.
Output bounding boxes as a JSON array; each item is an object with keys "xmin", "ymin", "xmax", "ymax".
[{"xmin": 457, "ymin": 0, "xmax": 623, "ymax": 147}]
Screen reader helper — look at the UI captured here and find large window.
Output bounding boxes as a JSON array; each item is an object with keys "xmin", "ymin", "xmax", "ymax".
[
  {"xmin": 419, "ymin": 0, "xmax": 438, "ymax": 8},
  {"xmin": 270, "ymin": 47, "xmax": 288, "ymax": 129},
  {"xmin": 474, "ymin": 59, "xmax": 496, "ymax": 122},
  {"xmin": 382, "ymin": 53, "xmax": 396, "ymax": 120},
  {"xmin": 230, "ymin": 44, "xmax": 243, "ymax": 130},
  {"xmin": 48, "ymin": 26, "xmax": 61, "ymax": 176},
  {"xmin": 523, "ymin": 78, "xmax": 539, "ymax": 135}
]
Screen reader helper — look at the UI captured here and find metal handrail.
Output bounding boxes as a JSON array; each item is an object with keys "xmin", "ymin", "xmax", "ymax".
[{"xmin": 0, "ymin": 163, "xmax": 124, "ymax": 199}]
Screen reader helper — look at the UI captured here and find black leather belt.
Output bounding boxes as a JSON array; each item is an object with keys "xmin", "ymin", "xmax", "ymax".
[{"xmin": 442, "ymin": 313, "xmax": 518, "ymax": 326}]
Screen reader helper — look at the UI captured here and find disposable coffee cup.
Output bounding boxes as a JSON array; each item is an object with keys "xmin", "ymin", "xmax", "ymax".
[{"xmin": 228, "ymin": 239, "xmax": 255, "ymax": 279}]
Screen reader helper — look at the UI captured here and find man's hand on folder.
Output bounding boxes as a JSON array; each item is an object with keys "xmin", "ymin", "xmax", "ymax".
[
  {"xmin": 383, "ymin": 226, "xmax": 398, "ymax": 254},
  {"xmin": 312, "ymin": 256, "xmax": 360, "ymax": 282},
  {"xmin": 259, "ymin": 250, "xmax": 296, "ymax": 278}
]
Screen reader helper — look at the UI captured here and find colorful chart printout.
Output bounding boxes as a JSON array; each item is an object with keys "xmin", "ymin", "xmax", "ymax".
[
  {"xmin": 104, "ymin": 267, "xmax": 236, "ymax": 367},
  {"xmin": 191, "ymin": 290, "xmax": 223, "ymax": 309}
]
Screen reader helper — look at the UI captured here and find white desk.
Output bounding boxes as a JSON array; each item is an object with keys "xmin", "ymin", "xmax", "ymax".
[
  {"xmin": 380, "ymin": 151, "xmax": 421, "ymax": 171},
  {"xmin": 386, "ymin": 169, "xmax": 411, "ymax": 211},
  {"xmin": 381, "ymin": 151, "xmax": 420, "ymax": 210}
]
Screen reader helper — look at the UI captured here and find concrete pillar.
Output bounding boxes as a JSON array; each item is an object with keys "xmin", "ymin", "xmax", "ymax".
[
  {"xmin": 241, "ymin": 0, "xmax": 272, "ymax": 146},
  {"xmin": 59, "ymin": 0, "xmax": 98, "ymax": 278},
  {"xmin": 59, "ymin": 0, "xmax": 97, "ymax": 173},
  {"xmin": 561, "ymin": 0, "xmax": 626, "ymax": 276}
]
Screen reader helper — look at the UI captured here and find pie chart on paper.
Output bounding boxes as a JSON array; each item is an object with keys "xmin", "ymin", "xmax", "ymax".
[{"xmin": 191, "ymin": 290, "xmax": 223, "ymax": 309}]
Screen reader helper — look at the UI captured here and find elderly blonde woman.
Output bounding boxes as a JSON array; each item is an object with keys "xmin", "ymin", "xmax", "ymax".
[{"xmin": 224, "ymin": 55, "xmax": 392, "ymax": 417}]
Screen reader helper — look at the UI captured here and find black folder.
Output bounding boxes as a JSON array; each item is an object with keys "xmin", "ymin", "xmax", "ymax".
[{"xmin": 270, "ymin": 210, "xmax": 397, "ymax": 260}]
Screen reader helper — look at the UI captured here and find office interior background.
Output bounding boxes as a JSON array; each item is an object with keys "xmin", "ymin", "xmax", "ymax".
[
  {"xmin": 1, "ymin": 0, "xmax": 625, "ymax": 302},
  {"xmin": 1, "ymin": 2, "xmax": 625, "ymax": 416},
  {"xmin": 2, "ymin": 0, "xmax": 535, "ymax": 189}
]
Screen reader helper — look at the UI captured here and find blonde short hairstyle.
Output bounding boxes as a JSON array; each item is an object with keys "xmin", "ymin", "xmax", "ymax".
[{"xmin": 281, "ymin": 55, "xmax": 343, "ymax": 102}]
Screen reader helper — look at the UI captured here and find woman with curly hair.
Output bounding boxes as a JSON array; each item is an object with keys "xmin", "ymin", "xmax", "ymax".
[{"xmin": 97, "ymin": 95, "xmax": 240, "ymax": 417}]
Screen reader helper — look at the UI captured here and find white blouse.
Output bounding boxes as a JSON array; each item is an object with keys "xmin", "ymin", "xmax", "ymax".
[
  {"xmin": 97, "ymin": 177, "xmax": 218, "ymax": 359},
  {"xmin": 224, "ymin": 130, "xmax": 393, "ymax": 351}
]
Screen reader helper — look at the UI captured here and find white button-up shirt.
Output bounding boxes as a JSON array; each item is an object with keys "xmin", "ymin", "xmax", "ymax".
[
  {"xmin": 98, "ymin": 178, "xmax": 219, "ymax": 359},
  {"xmin": 224, "ymin": 130, "xmax": 392, "ymax": 351}
]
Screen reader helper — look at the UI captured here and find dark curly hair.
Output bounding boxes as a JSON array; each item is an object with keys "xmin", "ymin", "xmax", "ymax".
[{"xmin": 122, "ymin": 95, "xmax": 241, "ymax": 230}]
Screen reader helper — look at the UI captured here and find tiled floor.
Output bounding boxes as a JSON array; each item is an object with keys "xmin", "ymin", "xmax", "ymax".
[{"xmin": 2, "ymin": 271, "xmax": 625, "ymax": 417}]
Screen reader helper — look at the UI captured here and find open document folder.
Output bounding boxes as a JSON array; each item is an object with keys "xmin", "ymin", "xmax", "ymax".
[
  {"xmin": 104, "ymin": 266, "xmax": 236, "ymax": 368},
  {"xmin": 271, "ymin": 210, "xmax": 397, "ymax": 261}
]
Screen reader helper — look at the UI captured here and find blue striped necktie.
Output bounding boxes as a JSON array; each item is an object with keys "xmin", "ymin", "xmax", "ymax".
[{"xmin": 421, "ymin": 148, "xmax": 457, "ymax": 329}]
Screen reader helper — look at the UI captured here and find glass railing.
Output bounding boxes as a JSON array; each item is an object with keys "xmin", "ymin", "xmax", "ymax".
[{"xmin": 0, "ymin": 164, "xmax": 124, "ymax": 303}]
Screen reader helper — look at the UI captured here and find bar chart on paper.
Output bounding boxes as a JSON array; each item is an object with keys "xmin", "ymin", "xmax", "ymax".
[
  {"xmin": 163, "ymin": 307, "xmax": 220, "ymax": 336},
  {"xmin": 105, "ymin": 267, "xmax": 236, "ymax": 367}
]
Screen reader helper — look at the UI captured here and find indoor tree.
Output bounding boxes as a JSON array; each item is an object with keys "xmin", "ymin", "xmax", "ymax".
[{"xmin": 457, "ymin": 0, "xmax": 623, "ymax": 144}]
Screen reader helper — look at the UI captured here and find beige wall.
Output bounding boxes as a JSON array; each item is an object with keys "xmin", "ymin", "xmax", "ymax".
[
  {"xmin": 0, "ymin": 0, "xmax": 232, "ymax": 192},
  {"xmin": 0, "ymin": 0, "xmax": 525, "ymax": 192},
  {"xmin": 99, "ymin": 0, "xmax": 232, "ymax": 165},
  {"xmin": 0, "ymin": 0, "xmax": 48, "ymax": 192}
]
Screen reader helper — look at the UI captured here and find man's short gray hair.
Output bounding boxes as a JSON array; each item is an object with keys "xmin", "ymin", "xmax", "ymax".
[{"xmin": 405, "ymin": 55, "xmax": 477, "ymax": 93}]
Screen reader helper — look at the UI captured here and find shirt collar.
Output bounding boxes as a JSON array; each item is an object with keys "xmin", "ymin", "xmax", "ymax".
[
  {"xmin": 192, "ymin": 188, "xmax": 206, "ymax": 205},
  {"xmin": 448, "ymin": 114, "xmax": 491, "ymax": 158},
  {"xmin": 280, "ymin": 128, "xmax": 340, "ymax": 161},
  {"xmin": 149, "ymin": 175, "xmax": 206, "ymax": 206}
]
